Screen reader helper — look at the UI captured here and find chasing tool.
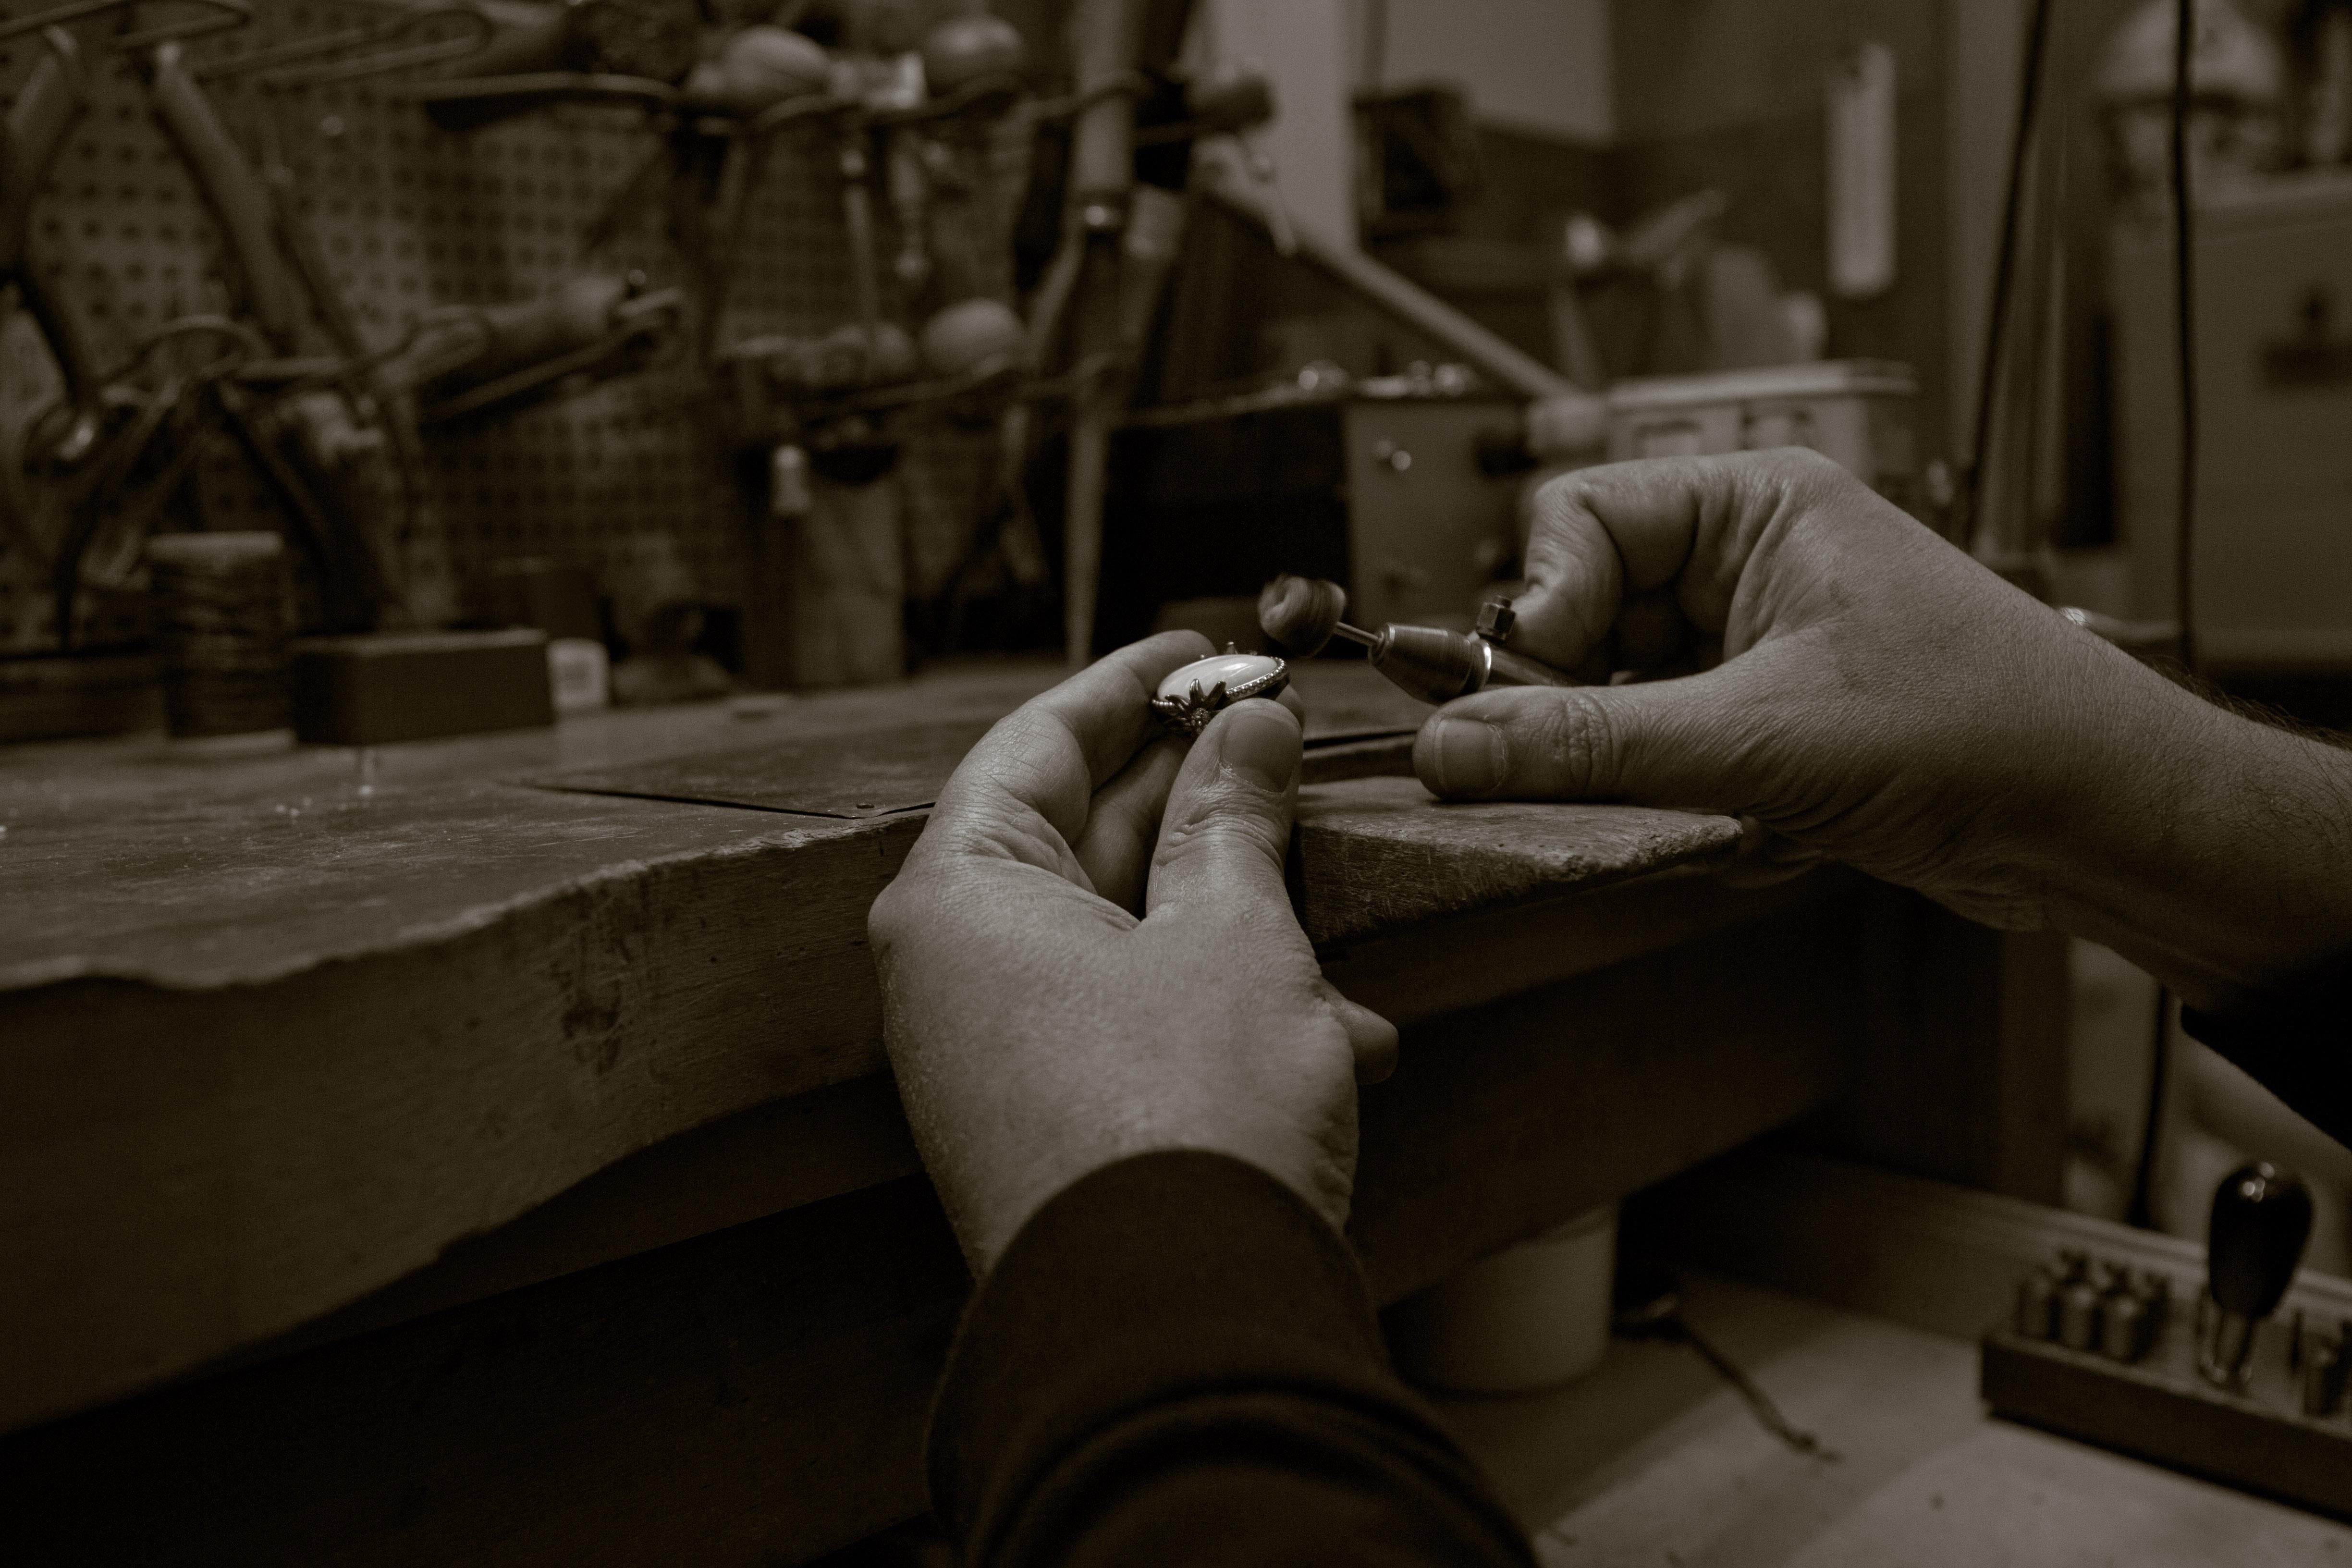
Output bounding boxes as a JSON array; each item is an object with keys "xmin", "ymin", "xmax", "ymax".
[
  {"xmin": 1256, "ymin": 574, "xmax": 1576, "ymax": 704},
  {"xmin": 2199, "ymin": 1161, "xmax": 2314, "ymax": 1389}
]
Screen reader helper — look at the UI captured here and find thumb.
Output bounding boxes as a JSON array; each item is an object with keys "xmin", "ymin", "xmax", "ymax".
[
  {"xmin": 1414, "ymin": 659, "xmax": 1778, "ymax": 811},
  {"xmin": 1146, "ymin": 698, "xmax": 1301, "ymax": 919}
]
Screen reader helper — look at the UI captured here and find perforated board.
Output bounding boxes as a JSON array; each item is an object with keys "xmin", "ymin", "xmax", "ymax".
[{"xmin": 0, "ymin": 2, "xmax": 1026, "ymax": 655}]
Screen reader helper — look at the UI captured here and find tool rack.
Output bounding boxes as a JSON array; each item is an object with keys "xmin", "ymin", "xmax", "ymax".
[{"xmin": 0, "ymin": 1, "xmax": 1025, "ymax": 656}]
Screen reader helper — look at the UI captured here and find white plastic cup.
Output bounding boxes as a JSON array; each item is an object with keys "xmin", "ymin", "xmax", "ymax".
[{"xmin": 1386, "ymin": 1202, "xmax": 1618, "ymax": 1394}]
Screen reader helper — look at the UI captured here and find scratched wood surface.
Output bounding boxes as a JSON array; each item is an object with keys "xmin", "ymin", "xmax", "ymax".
[
  {"xmin": 0, "ymin": 890, "xmax": 1868, "ymax": 1568},
  {"xmin": 1, "ymin": 658, "xmax": 1745, "ymax": 1436}
]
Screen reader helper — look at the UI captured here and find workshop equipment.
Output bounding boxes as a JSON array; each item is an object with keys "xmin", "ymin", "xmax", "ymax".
[
  {"xmin": 1388, "ymin": 1204, "xmax": 1617, "ymax": 1395},
  {"xmin": 0, "ymin": 0, "xmax": 249, "ymax": 50},
  {"xmin": 1258, "ymin": 574, "xmax": 1574, "ymax": 704},
  {"xmin": 2111, "ymin": 171, "xmax": 2352, "ymax": 666},
  {"xmin": 414, "ymin": 0, "xmax": 700, "ymax": 129},
  {"xmin": 1096, "ymin": 391, "xmax": 1529, "ymax": 654},
  {"xmin": 145, "ymin": 41, "xmax": 407, "ymax": 630},
  {"xmin": 0, "ymin": 30, "xmax": 107, "ymax": 486},
  {"xmin": 2201, "ymin": 1161, "xmax": 2315, "ymax": 1388},
  {"xmin": 46, "ymin": 318, "xmax": 276, "ymax": 647},
  {"xmin": 147, "ymin": 530, "xmax": 290, "ymax": 739},
  {"xmin": 1983, "ymin": 1162, "xmax": 2352, "ymax": 1519},
  {"xmin": 1052, "ymin": 0, "xmax": 1171, "ymax": 666},
  {"xmin": 1603, "ymin": 360, "xmax": 1920, "ymax": 510},
  {"xmin": 404, "ymin": 272, "xmax": 685, "ymax": 425},
  {"xmin": 290, "ymin": 627, "xmax": 552, "ymax": 745}
]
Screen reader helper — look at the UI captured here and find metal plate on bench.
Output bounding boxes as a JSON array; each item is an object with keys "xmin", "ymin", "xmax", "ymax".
[
  {"xmin": 520, "ymin": 719, "xmax": 1002, "ymax": 819},
  {"xmin": 519, "ymin": 663, "xmax": 1427, "ymax": 821}
]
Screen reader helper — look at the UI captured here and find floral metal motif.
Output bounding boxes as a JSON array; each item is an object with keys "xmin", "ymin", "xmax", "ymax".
[{"xmin": 1149, "ymin": 649, "xmax": 1289, "ymax": 735}]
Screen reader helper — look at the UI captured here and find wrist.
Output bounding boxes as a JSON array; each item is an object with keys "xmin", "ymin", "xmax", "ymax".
[{"xmin": 2039, "ymin": 681, "xmax": 2352, "ymax": 1010}]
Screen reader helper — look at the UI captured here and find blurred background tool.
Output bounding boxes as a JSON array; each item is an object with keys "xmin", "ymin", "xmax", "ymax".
[
  {"xmin": 2201, "ymin": 1161, "xmax": 2315, "ymax": 1388},
  {"xmin": 290, "ymin": 626, "xmax": 553, "ymax": 744},
  {"xmin": 145, "ymin": 529, "xmax": 289, "ymax": 740},
  {"xmin": 408, "ymin": 0, "xmax": 701, "ymax": 130},
  {"xmin": 1257, "ymin": 573, "xmax": 1573, "ymax": 704},
  {"xmin": 0, "ymin": 29, "xmax": 106, "ymax": 491}
]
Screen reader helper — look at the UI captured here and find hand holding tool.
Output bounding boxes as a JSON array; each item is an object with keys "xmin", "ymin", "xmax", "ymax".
[
  {"xmin": 2199, "ymin": 1161, "xmax": 2314, "ymax": 1388},
  {"xmin": 1257, "ymin": 574, "xmax": 1577, "ymax": 704}
]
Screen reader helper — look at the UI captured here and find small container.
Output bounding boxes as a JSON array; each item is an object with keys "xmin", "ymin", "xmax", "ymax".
[
  {"xmin": 147, "ymin": 532, "xmax": 291, "ymax": 741},
  {"xmin": 2058, "ymin": 1266, "xmax": 2106, "ymax": 1352},
  {"xmin": 2099, "ymin": 1284, "xmax": 2149, "ymax": 1363},
  {"xmin": 1385, "ymin": 1204, "xmax": 1617, "ymax": 1394},
  {"xmin": 2303, "ymin": 1335, "xmax": 2346, "ymax": 1418},
  {"xmin": 547, "ymin": 637, "xmax": 611, "ymax": 714},
  {"xmin": 2014, "ymin": 1268, "xmax": 2060, "ymax": 1340}
]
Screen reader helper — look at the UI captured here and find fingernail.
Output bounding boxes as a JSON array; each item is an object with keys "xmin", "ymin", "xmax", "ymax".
[
  {"xmin": 1429, "ymin": 718, "xmax": 1507, "ymax": 794},
  {"xmin": 1218, "ymin": 701, "xmax": 1299, "ymax": 791}
]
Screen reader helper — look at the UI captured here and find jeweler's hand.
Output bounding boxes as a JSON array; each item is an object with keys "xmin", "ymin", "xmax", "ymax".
[
  {"xmin": 870, "ymin": 633, "xmax": 1397, "ymax": 1275},
  {"xmin": 1415, "ymin": 449, "xmax": 2352, "ymax": 1011}
]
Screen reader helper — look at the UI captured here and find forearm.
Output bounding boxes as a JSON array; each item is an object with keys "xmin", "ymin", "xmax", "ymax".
[{"xmin": 2036, "ymin": 674, "xmax": 2352, "ymax": 1013}]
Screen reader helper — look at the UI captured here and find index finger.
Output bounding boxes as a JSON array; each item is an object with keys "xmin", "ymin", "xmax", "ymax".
[
  {"xmin": 1510, "ymin": 452, "xmax": 1802, "ymax": 670},
  {"xmin": 928, "ymin": 630, "xmax": 1213, "ymax": 854}
]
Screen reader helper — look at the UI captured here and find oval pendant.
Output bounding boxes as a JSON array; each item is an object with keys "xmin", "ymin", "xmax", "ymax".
[{"xmin": 1149, "ymin": 647, "xmax": 1289, "ymax": 735}]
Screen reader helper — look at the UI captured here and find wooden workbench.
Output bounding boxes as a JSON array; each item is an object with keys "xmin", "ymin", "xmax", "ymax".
[{"xmin": 0, "ymin": 659, "xmax": 2062, "ymax": 1565}]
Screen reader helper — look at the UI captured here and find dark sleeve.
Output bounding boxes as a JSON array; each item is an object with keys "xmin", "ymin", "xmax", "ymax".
[
  {"xmin": 927, "ymin": 1150, "xmax": 1536, "ymax": 1568},
  {"xmin": 2183, "ymin": 959, "xmax": 2352, "ymax": 1151}
]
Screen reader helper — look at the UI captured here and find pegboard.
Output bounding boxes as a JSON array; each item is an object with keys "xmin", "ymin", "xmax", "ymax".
[{"xmin": 0, "ymin": 1, "xmax": 1029, "ymax": 656}]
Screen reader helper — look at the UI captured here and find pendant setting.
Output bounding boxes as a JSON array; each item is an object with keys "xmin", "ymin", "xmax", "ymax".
[{"xmin": 1150, "ymin": 645, "xmax": 1290, "ymax": 735}]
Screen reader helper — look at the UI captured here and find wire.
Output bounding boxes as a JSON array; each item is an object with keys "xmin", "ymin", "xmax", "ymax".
[
  {"xmin": 2170, "ymin": 0, "xmax": 2199, "ymax": 670},
  {"xmin": 2129, "ymin": 986, "xmax": 2172, "ymax": 1227},
  {"xmin": 1966, "ymin": 0, "xmax": 2055, "ymax": 543},
  {"xmin": 2129, "ymin": 2, "xmax": 2200, "ymax": 1228}
]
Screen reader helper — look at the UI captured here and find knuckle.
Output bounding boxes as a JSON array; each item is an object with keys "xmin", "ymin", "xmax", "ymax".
[
  {"xmin": 1529, "ymin": 687, "xmax": 1618, "ymax": 796},
  {"xmin": 1151, "ymin": 806, "xmax": 1287, "ymax": 875}
]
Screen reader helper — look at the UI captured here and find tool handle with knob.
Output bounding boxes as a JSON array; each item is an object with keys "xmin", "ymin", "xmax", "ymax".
[
  {"xmin": 1258, "ymin": 574, "xmax": 1577, "ymax": 704},
  {"xmin": 2199, "ymin": 1161, "xmax": 2314, "ymax": 1387}
]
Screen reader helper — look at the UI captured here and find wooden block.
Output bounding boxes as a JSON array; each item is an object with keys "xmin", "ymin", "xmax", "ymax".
[
  {"xmin": 1983, "ymin": 1329, "xmax": 2352, "ymax": 1521},
  {"xmin": 790, "ymin": 475, "xmax": 904, "ymax": 689},
  {"xmin": 290, "ymin": 629, "xmax": 552, "ymax": 745},
  {"xmin": 0, "ymin": 654, "xmax": 159, "ymax": 744}
]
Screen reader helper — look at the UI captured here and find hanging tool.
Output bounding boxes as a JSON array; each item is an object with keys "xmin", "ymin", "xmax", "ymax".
[
  {"xmin": 402, "ymin": 272, "xmax": 685, "ymax": 425},
  {"xmin": 441, "ymin": 0, "xmax": 700, "ymax": 82},
  {"xmin": 1052, "ymin": 0, "xmax": 1146, "ymax": 666},
  {"xmin": 144, "ymin": 39, "xmax": 400, "ymax": 629},
  {"xmin": 1256, "ymin": 575, "xmax": 1576, "ymax": 704},
  {"xmin": 189, "ymin": 4, "xmax": 494, "ymax": 89},
  {"xmin": 190, "ymin": 13, "xmax": 500, "ymax": 522},
  {"xmin": 47, "ymin": 316, "xmax": 270, "ymax": 646},
  {"xmin": 0, "ymin": 0, "xmax": 249, "ymax": 50},
  {"xmin": 146, "ymin": 42, "xmax": 306, "ymax": 345},
  {"xmin": 0, "ymin": 29, "xmax": 108, "ymax": 480},
  {"xmin": 407, "ymin": 0, "xmax": 701, "ymax": 131}
]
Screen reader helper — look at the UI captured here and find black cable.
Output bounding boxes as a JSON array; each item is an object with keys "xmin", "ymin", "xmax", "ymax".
[
  {"xmin": 2128, "ymin": 5, "xmax": 2199, "ymax": 1228},
  {"xmin": 2129, "ymin": 986, "xmax": 2172, "ymax": 1228},
  {"xmin": 1966, "ymin": 0, "xmax": 2055, "ymax": 540},
  {"xmin": 2170, "ymin": 0, "xmax": 2199, "ymax": 669}
]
